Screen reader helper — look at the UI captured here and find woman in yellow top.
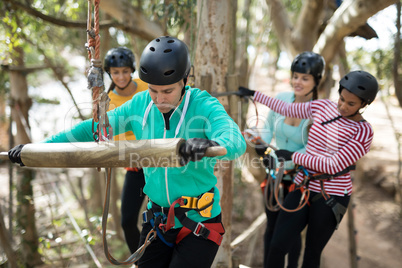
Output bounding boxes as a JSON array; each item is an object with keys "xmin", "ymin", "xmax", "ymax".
[{"xmin": 104, "ymin": 47, "xmax": 148, "ymax": 253}]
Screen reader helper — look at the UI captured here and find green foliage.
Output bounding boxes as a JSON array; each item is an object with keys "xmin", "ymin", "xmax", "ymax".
[
  {"xmin": 284, "ymin": 0, "xmax": 303, "ymax": 19},
  {"xmin": 348, "ymin": 46, "xmax": 395, "ymax": 88},
  {"xmin": 150, "ymin": 0, "xmax": 197, "ymax": 34}
]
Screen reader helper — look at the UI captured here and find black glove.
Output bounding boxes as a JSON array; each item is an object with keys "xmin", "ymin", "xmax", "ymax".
[
  {"xmin": 8, "ymin": 144, "xmax": 25, "ymax": 166},
  {"xmin": 275, "ymin": 149, "xmax": 294, "ymax": 161},
  {"xmin": 238, "ymin": 86, "xmax": 255, "ymax": 97},
  {"xmin": 179, "ymin": 138, "xmax": 219, "ymax": 166},
  {"xmin": 255, "ymin": 144, "xmax": 268, "ymax": 156},
  {"xmin": 262, "ymin": 154, "xmax": 276, "ymax": 170}
]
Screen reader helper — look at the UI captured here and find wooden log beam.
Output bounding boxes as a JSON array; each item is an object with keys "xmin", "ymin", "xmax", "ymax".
[
  {"xmin": 230, "ymin": 213, "xmax": 266, "ymax": 249},
  {"xmin": 0, "ymin": 138, "xmax": 227, "ymax": 168}
]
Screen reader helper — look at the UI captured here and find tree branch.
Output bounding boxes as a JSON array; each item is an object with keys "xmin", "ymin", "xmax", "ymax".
[
  {"xmin": 264, "ymin": 0, "xmax": 295, "ymax": 57},
  {"xmin": 4, "ymin": 0, "xmax": 118, "ymax": 29},
  {"xmin": 4, "ymin": 0, "xmax": 163, "ymax": 40},
  {"xmin": 1, "ymin": 64, "xmax": 49, "ymax": 73},
  {"xmin": 292, "ymin": 0, "xmax": 325, "ymax": 53},
  {"xmin": 314, "ymin": 0, "xmax": 398, "ymax": 64}
]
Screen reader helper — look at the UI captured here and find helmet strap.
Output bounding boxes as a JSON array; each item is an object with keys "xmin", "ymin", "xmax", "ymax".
[
  {"xmin": 180, "ymin": 78, "xmax": 188, "ymax": 98},
  {"xmin": 359, "ymin": 105, "xmax": 368, "ymax": 115},
  {"xmin": 304, "ymin": 86, "xmax": 317, "ymax": 100},
  {"xmin": 346, "ymin": 101, "xmax": 368, "ymax": 118}
]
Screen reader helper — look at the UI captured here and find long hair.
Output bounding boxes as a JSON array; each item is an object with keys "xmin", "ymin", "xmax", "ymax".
[{"xmin": 107, "ymin": 81, "xmax": 116, "ymax": 94}]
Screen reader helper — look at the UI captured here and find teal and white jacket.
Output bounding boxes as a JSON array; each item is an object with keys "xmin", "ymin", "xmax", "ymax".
[{"xmin": 43, "ymin": 86, "xmax": 246, "ymax": 227}]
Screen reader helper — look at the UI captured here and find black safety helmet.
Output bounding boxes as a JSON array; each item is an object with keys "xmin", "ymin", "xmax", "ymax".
[
  {"xmin": 139, "ymin": 36, "xmax": 191, "ymax": 85},
  {"xmin": 291, "ymin": 51, "xmax": 325, "ymax": 85},
  {"xmin": 104, "ymin": 47, "xmax": 135, "ymax": 76},
  {"xmin": 339, "ymin": 70, "xmax": 378, "ymax": 104}
]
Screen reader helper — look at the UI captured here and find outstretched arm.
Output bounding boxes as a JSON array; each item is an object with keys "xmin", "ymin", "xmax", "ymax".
[{"xmin": 254, "ymin": 91, "xmax": 312, "ymax": 119}]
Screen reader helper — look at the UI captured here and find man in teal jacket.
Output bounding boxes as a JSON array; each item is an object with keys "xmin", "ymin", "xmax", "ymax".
[{"xmin": 9, "ymin": 36, "xmax": 246, "ymax": 268}]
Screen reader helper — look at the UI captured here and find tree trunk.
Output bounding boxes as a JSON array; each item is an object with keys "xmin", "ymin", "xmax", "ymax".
[
  {"xmin": 0, "ymin": 94, "xmax": 8, "ymax": 151},
  {"xmin": 0, "ymin": 205, "xmax": 18, "ymax": 268},
  {"xmin": 10, "ymin": 47, "xmax": 43, "ymax": 267},
  {"xmin": 393, "ymin": 0, "xmax": 402, "ymax": 215},
  {"xmin": 194, "ymin": 1, "xmax": 238, "ymax": 267},
  {"xmin": 394, "ymin": 1, "xmax": 402, "ymax": 107}
]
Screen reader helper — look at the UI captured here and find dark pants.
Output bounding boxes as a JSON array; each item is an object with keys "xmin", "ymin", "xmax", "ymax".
[
  {"xmin": 264, "ymin": 181, "xmax": 301, "ymax": 268},
  {"xmin": 137, "ymin": 214, "xmax": 222, "ymax": 268},
  {"xmin": 267, "ymin": 191, "xmax": 350, "ymax": 268},
  {"xmin": 121, "ymin": 169, "xmax": 146, "ymax": 253}
]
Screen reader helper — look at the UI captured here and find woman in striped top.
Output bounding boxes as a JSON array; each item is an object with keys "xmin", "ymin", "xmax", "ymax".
[
  {"xmin": 257, "ymin": 52, "xmax": 324, "ymax": 268},
  {"xmin": 239, "ymin": 70, "xmax": 378, "ymax": 268}
]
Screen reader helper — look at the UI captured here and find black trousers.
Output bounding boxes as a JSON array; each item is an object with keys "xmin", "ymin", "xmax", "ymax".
[
  {"xmin": 267, "ymin": 190, "xmax": 350, "ymax": 268},
  {"xmin": 137, "ymin": 214, "xmax": 222, "ymax": 268},
  {"xmin": 263, "ymin": 180, "xmax": 301, "ymax": 268},
  {"xmin": 120, "ymin": 169, "xmax": 146, "ymax": 253}
]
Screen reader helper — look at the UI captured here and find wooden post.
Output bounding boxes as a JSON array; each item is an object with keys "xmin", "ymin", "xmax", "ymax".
[
  {"xmin": 0, "ymin": 206, "xmax": 18, "ymax": 268},
  {"xmin": 348, "ymin": 195, "xmax": 358, "ymax": 268}
]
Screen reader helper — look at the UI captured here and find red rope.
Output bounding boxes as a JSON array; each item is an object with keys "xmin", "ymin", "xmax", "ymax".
[
  {"xmin": 87, "ymin": 0, "xmax": 102, "ymax": 124},
  {"xmin": 94, "ymin": 0, "xmax": 101, "ymax": 60}
]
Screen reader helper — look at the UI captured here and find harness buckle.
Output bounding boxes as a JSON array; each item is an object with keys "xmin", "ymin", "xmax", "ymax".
[
  {"xmin": 142, "ymin": 210, "xmax": 149, "ymax": 223},
  {"xmin": 181, "ymin": 196, "xmax": 198, "ymax": 209},
  {"xmin": 181, "ymin": 192, "xmax": 214, "ymax": 217},
  {"xmin": 197, "ymin": 192, "xmax": 214, "ymax": 217},
  {"xmin": 193, "ymin": 222, "xmax": 210, "ymax": 239}
]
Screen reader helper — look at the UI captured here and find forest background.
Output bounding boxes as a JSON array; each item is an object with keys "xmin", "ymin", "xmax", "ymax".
[{"xmin": 0, "ymin": 0, "xmax": 401, "ymax": 267}]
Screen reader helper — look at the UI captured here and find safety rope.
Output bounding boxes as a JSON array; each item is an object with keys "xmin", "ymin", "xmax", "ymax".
[
  {"xmin": 273, "ymin": 163, "xmax": 310, "ymax": 213},
  {"xmin": 102, "ymin": 168, "xmax": 156, "ymax": 265},
  {"xmin": 86, "ymin": 0, "xmax": 111, "ymax": 142},
  {"xmin": 85, "ymin": 1, "xmax": 152, "ymax": 265}
]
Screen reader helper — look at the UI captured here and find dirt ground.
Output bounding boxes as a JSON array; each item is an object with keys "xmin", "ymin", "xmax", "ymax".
[{"xmin": 230, "ymin": 70, "xmax": 402, "ymax": 268}]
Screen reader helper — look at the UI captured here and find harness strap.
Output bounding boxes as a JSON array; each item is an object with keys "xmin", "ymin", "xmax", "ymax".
[
  {"xmin": 160, "ymin": 198, "xmax": 186, "ymax": 232},
  {"xmin": 146, "ymin": 189, "xmax": 223, "ymax": 246},
  {"xmin": 310, "ymin": 165, "xmax": 356, "ymax": 181},
  {"xmin": 176, "ymin": 222, "xmax": 225, "ymax": 245}
]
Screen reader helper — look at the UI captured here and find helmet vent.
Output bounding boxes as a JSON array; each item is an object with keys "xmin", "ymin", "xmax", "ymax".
[
  {"xmin": 140, "ymin": 67, "xmax": 148, "ymax": 74},
  {"xmin": 358, "ymin": 86, "xmax": 366, "ymax": 90},
  {"xmin": 156, "ymin": 38, "xmax": 161, "ymax": 42},
  {"xmin": 164, "ymin": 70, "xmax": 175, "ymax": 76},
  {"xmin": 168, "ymin": 40, "xmax": 175, "ymax": 43},
  {"xmin": 164, "ymin": 49, "xmax": 172, "ymax": 53},
  {"xmin": 150, "ymin": 47, "xmax": 155, "ymax": 52}
]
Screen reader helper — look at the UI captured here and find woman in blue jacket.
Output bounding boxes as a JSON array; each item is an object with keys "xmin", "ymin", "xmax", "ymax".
[{"xmin": 9, "ymin": 36, "xmax": 246, "ymax": 268}]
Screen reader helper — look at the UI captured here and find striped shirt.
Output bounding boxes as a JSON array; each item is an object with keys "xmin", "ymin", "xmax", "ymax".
[{"xmin": 255, "ymin": 91, "xmax": 374, "ymax": 196}]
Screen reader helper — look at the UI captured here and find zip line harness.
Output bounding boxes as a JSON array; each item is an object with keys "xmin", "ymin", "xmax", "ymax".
[
  {"xmin": 271, "ymin": 161, "xmax": 355, "ymax": 228},
  {"xmin": 243, "ymin": 128, "xmax": 354, "ymax": 229},
  {"xmin": 142, "ymin": 189, "xmax": 225, "ymax": 247}
]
